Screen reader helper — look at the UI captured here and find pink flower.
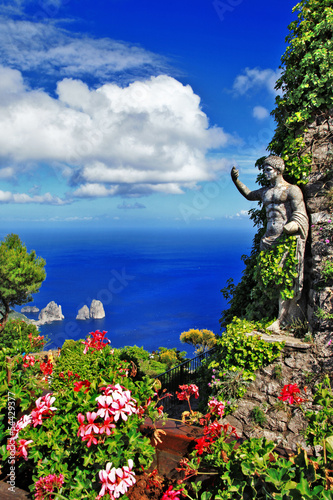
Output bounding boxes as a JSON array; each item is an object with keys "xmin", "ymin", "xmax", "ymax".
[
  {"xmin": 31, "ymin": 394, "xmax": 57, "ymax": 427},
  {"xmin": 328, "ymin": 339, "xmax": 332, "ymax": 346},
  {"xmin": 325, "ymin": 239, "xmax": 330, "ymax": 243},
  {"xmin": 97, "ymin": 460, "xmax": 136, "ymax": 499},
  {"xmin": 99, "ymin": 418, "xmax": 116, "ymax": 436},
  {"xmin": 98, "ymin": 462, "xmax": 115, "ymax": 498},
  {"xmin": 84, "ymin": 412, "xmax": 99, "ymax": 435},
  {"xmin": 96, "ymin": 384, "xmax": 137, "ymax": 422},
  {"xmin": 95, "ymin": 394, "xmax": 114, "ymax": 420},
  {"xmin": 77, "ymin": 413, "xmax": 86, "ymax": 437},
  {"xmin": 115, "ymin": 459, "xmax": 136, "ymax": 495},
  {"xmin": 34, "ymin": 474, "xmax": 64, "ymax": 500},
  {"xmin": 82, "ymin": 433, "xmax": 98, "ymax": 447},
  {"xmin": 12, "ymin": 414, "xmax": 32, "ymax": 439},
  {"xmin": 161, "ymin": 486, "xmax": 184, "ymax": 500},
  {"xmin": 208, "ymin": 398, "xmax": 226, "ymax": 417},
  {"xmin": 23, "ymin": 354, "xmax": 35, "ymax": 368},
  {"xmin": 17, "ymin": 439, "xmax": 33, "ymax": 460}
]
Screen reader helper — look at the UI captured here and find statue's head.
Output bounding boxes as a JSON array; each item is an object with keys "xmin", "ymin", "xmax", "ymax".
[{"xmin": 263, "ymin": 155, "xmax": 285, "ymax": 174}]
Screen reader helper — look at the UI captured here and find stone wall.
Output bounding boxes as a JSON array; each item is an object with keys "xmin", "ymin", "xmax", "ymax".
[
  {"xmin": 302, "ymin": 110, "xmax": 333, "ymax": 337},
  {"xmin": 222, "ymin": 334, "xmax": 328, "ymax": 453}
]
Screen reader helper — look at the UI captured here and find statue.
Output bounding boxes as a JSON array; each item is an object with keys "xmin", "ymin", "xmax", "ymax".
[{"xmin": 231, "ymin": 155, "xmax": 309, "ymax": 332}]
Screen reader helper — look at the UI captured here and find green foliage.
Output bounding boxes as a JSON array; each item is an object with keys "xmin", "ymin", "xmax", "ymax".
[
  {"xmin": 185, "ymin": 433, "xmax": 333, "ymax": 499},
  {"xmin": 273, "ymin": 364, "xmax": 283, "ymax": 381},
  {"xmin": 118, "ymin": 345, "xmax": 187, "ymax": 378},
  {"xmin": 315, "ymin": 308, "xmax": 333, "ymax": 321},
  {"xmin": 180, "ymin": 328, "xmax": 217, "ymax": 354},
  {"xmin": 220, "ymin": 252, "xmax": 278, "ymax": 328},
  {"xmin": 52, "ymin": 339, "xmax": 130, "ymax": 392},
  {"xmin": 0, "ymin": 234, "xmax": 46, "ymax": 330},
  {"xmin": 156, "ymin": 346, "xmax": 187, "ymax": 368},
  {"xmin": 221, "ymin": 234, "xmax": 298, "ymax": 326},
  {"xmin": 322, "ymin": 258, "xmax": 333, "ymax": 282},
  {"xmin": 305, "ymin": 375, "xmax": 333, "ymax": 447},
  {"xmin": 251, "ymin": 406, "xmax": 267, "ymax": 426},
  {"xmin": 255, "ymin": 234, "xmax": 298, "ymax": 300},
  {"xmin": 208, "ymin": 369, "xmax": 253, "ymax": 401},
  {"xmin": 217, "ymin": 318, "xmax": 284, "ymax": 373},
  {"xmin": 118, "ymin": 344, "xmax": 150, "ymax": 380},
  {"xmin": 0, "ymin": 319, "xmax": 46, "ymax": 354},
  {"xmin": 269, "ymin": 0, "xmax": 333, "ymax": 183},
  {"xmin": 200, "ymin": 318, "xmax": 284, "ymax": 404}
]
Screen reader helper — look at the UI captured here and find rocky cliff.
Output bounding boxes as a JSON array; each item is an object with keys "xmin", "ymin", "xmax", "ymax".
[
  {"xmin": 76, "ymin": 300, "xmax": 105, "ymax": 320},
  {"xmin": 38, "ymin": 301, "xmax": 64, "ymax": 324}
]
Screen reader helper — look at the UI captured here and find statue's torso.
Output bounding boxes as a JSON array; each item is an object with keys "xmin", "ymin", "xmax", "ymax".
[{"xmin": 260, "ymin": 185, "xmax": 293, "ymax": 250}]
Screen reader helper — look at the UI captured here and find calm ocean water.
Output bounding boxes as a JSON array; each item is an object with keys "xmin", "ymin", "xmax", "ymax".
[{"xmin": 11, "ymin": 225, "xmax": 254, "ymax": 356}]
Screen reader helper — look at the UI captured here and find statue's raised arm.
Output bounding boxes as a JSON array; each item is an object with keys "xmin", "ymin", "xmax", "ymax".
[{"xmin": 231, "ymin": 166, "xmax": 263, "ymax": 202}]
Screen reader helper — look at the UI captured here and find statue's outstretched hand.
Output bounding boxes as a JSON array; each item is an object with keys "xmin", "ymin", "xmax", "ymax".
[{"xmin": 231, "ymin": 166, "xmax": 239, "ymax": 182}]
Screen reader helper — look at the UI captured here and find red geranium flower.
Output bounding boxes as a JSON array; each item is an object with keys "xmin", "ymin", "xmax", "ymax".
[{"xmin": 278, "ymin": 384, "xmax": 305, "ymax": 405}]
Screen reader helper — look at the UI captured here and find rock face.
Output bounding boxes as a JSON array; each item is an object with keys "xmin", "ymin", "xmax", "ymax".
[
  {"xmin": 38, "ymin": 301, "xmax": 64, "ymax": 324},
  {"xmin": 222, "ymin": 334, "xmax": 322, "ymax": 453},
  {"xmin": 76, "ymin": 300, "xmax": 106, "ymax": 320},
  {"xmin": 76, "ymin": 305, "xmax": 90, "ymax": 320},
  {"xmin": 89, "ymin": 300, "xmax": 105, "ymax": 319},
  {"xmin": 21, "ymin": 306, "xmax": 39, "ymax": 313}
]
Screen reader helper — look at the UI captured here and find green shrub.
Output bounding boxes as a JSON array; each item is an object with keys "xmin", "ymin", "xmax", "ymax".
[
  {"xmin": 251, "ymin": 406, "xmax": 267, "ymax": 426},
  {"xmin": 0, "ymin": 319, "xmax": 46, "ymax": 354}
]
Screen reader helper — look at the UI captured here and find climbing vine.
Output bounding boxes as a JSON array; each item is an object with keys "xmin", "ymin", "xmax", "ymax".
[
  {"xmin": 255, "ymin": 235, "xmax": 298, "ymax": 301},
  {"xmin": 269, "ymin": 0, "xmax": 333, "ymax": 183}
]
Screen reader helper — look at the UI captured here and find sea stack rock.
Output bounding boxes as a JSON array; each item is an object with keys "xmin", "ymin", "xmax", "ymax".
[
  {"xmin": 89, "ymin": 300, "xmax": 105, "ymax": 319},
  {"xmin": 76, "ymin": 305, "xmax": 90, "ymax": 320},
  {"xmin": 38, "ymin": 301, "xmax": 64, "ymax": 323},
  {"xmin": 21, "ymin": 306, "xmax": 40, "ymax": 313}
]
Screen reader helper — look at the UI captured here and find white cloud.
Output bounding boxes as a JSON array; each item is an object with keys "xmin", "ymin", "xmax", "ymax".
[
  {"xmin": 0, "ymin": 67, "xmax": 234, "ymax": 198},
  {"xmin": 252, "ymin": 105, "xmax": 270, "ymax": 120},
  {"xmin": 0, "ymin": 166, "xmax": 15, "ymax": 178},
  {"xmin": 0, "ymin": 17, "xmax": 168, "ymax": 82},
  {"xmin": 233, "ymin": 68, "xmax": 282, "ymax": 96},
  {"xmin": 0, "ymin": 190, "xmax": 68, "ymax": 204}
]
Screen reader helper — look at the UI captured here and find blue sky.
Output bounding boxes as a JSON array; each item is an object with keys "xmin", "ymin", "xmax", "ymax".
[{"xmin": 0, "ymin": 0, "xmax": 297, "ymax": 229}]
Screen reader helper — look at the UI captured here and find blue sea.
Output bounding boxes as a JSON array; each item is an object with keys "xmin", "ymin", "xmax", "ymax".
[{"xmin": 9, "ymin": 225, "xmax": 255, "ymax": 357}]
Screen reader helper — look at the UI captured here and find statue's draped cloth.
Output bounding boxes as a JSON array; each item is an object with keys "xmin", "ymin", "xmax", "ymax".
[{"xmin": 261, "ymin": 210, "xmax": 308, "ymax": 298}]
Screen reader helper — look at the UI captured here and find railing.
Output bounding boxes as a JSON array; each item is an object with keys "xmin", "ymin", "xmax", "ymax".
[{"xmin": 155, "ymin": 347, "xmax": 217, "ymax": 410}]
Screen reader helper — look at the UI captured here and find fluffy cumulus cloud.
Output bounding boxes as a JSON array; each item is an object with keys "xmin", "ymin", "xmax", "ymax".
[
  {"xmin": 252, "ymin": 105, "xmax": 270, "ymax": 120},
  {"xmin": 233, "ymin": 67, "xmax": 282, "ymax": 96},
  {"xmin": 0, "ymin": 66, "xmax": 233, "ymax": 199}
]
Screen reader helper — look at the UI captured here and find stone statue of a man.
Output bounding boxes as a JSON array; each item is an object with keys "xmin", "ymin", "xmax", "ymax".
[{"xmin": 231, "ymin": 155, "xmax": 309, "ymax": 332}]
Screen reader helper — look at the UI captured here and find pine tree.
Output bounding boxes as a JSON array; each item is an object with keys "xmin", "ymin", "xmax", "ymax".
[{"xmin": 0, "ymin": 234, "xmax": 46, "ymax": 331}]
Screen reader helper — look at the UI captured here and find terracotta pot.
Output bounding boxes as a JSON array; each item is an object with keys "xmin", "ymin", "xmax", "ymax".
[{"xmin": 140, "ymin": 418, "xmax": 203, "ymax": 477}]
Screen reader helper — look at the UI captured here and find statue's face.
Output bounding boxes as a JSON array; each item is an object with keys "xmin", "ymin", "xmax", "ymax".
[{"xmin": 263, "ymin": 164, "xmax": 279, "ymax": 181}]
